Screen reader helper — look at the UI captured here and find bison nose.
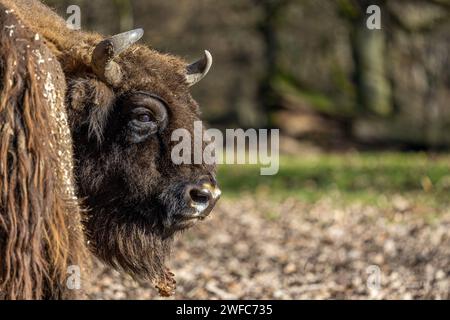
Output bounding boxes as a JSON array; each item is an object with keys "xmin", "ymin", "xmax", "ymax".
[
  {"xmin": 185, "ymin": 182, "xmax": 221, "ymax": 217},
  {"xmin": 189, "ymin": 187, "xmax": 212, "ymax": 209}
]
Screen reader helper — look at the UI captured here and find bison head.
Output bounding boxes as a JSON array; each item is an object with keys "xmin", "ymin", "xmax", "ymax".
[{"xmin": 66, "ymin": 29, "xmax": 220, "ymax": 286}]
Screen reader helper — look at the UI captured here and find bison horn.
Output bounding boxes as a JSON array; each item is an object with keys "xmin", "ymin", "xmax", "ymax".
[
  {"xmin": 91, "ymin": 28, "xmax": 144, "ymax": 86},
  {"xmin": 185, "ymin": 50, "xmax": 213, "ymax": 87}
]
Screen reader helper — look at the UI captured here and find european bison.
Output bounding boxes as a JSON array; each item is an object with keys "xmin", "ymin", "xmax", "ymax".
[{"xmin": 0, "ymin": 0, "xmax": 220, "ymax": 299}]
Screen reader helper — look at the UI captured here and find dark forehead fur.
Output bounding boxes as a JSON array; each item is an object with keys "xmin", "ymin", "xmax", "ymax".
[
  {"xmin": 118, "ymin": 46, "xmax": 200, "ymax": 115},
  {"xmin": 119, "ymin": 47, "xmax": 188, "ymax": 95},
  {"xmin": 112, "ymin": 46, "xmax": 201, "ymax": 133}
]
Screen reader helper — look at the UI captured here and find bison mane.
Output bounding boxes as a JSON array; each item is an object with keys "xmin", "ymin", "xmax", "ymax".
[{"xmin": 0, "ymin": 3, "xmax": 87, "ymax": 299}]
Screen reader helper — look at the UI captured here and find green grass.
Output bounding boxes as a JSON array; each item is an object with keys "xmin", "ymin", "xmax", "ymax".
[{"xmin": 217, "ymin": 152, "xmax": 450, "ymax": 208}]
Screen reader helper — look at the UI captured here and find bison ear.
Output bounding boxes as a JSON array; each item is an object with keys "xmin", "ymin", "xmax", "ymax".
[
  {"xmin": 91, "ymin": 28, "xmax": 144, "ymax": 86},
  {"xmin": 185, "ymin": 50, "xmax": 213, "ymax": 87}
]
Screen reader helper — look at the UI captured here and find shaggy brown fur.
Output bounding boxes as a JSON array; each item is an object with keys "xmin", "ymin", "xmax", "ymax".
[
  {"xmin": 0, "ymin": 3, "xmax": 86, "ymax": 299},
  {"xmin": 1, "ymin": 0, "xmax": 218, "ymax": 299}
]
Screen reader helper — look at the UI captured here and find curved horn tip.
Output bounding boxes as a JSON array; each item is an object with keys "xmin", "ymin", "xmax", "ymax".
[
  {"xmin": 204, "ymin": 49, "xmax": 212, "ymax": 63},
  {"xmin": 108, "ymin": 28, "xmax": 145, "ymax": 55},
  {"xmin": 186, "ymin": 49, "xmax": 213, "ymax": 87},
  {"xmin": 111, "ymin": 28, "xmax": 144, "ymax": 40},
  {"xmin": 203, "ymin": 49, "xmax": 213, "ymax": 73},
  {"xmin": 127, "ymin": 28, "xmax": 144, "ymax": 42}
]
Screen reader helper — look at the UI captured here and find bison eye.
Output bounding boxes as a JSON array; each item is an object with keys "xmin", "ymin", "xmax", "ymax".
[
  {"xmin": 137, "ymin": 114, "xmax": 152, "ymax": 123},
  {"xmin": 124, "ymin": 94, "xmax": 168, "ymax": 143},
  {"xmin": 130, "ymin": 108, "xmax": 155, "ymax": 125},
  {"xmin": 127, "ymin": 107, "xmax": 159, "ymax": 144}
]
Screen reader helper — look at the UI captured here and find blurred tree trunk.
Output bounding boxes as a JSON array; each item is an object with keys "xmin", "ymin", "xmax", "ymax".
[
  {"xmin": 340, "ymin": 0, "xmax": 392, "ymax": 116},
  {"xmin": 255, "ymin": 0, "xmax": 293, "ymax": 127},
  {"xmin": 352, "ymin": 22, "xmax": 391, "ymax": 116},
  {"xmin": 112, "ymin": 0, "xmax": 134, "ymax": 32}
]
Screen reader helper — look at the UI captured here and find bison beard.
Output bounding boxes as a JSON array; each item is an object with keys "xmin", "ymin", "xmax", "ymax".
[
  {"xmin": 82, "ymin": 175, "xmax": 212, "ymax": 295},
  {"xmin": 81, "ymin": 177, "xmax": 182, "ymax": 295},
  {"xmin": 85, "ymin": 208, "xmax": 176, "ymax": 296}
]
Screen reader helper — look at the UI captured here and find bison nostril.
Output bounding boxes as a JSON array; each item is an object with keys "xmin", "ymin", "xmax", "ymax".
[
  {"xmin": 189, "ymin": 188, "xmax": 211, "ymax": 205},
  {"xmin": 184, "ymin": 182, "xmax": 220, "ymax": 217}
]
